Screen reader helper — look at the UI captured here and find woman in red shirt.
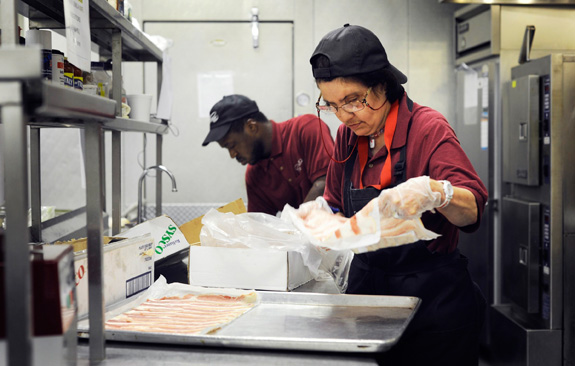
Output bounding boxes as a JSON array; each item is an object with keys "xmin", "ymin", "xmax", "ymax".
[{"xmin": 310, "ymin": 24, "xmax": 488, "ymax": 366}]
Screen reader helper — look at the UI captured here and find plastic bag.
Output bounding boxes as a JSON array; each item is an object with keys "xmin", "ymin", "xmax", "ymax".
[
  {"xmin": 199, "ymin": 209, "xmax": 322, "ymax": 276},
  {"xmin": 315, "ymin": 248, "xmax": 354, "ymax": 293}
]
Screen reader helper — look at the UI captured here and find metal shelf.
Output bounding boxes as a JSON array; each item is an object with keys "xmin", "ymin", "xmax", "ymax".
[
  {"xmin": 2, "ymin": 0, "xmax": 166, "ymax": 363},
  {"xmin": 27, "ymin": 82, "xmax": 169, "ymax": 134},
  {"xmin": 24, "ymin": 0, "xmax": 163, "ymax": 62}
]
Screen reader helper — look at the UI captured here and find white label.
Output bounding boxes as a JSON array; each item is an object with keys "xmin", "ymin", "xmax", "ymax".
[
  {"xmin": 63, "ymin": 0, "xmax": 91, "ymax": 71},
  {"xmin": 481, "ymin": 118, "xmax": 488, "ymax": 150},
  {"xmin": 464, "ymin": 71, "xmax": 478, "ymax": 109}
]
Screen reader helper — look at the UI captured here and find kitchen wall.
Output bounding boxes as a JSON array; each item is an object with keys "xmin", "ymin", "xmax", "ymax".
[
  {"xmin": 120, "ymin": 0, "xmax": 462, "ymax": 212},
  {"xmin": 0, "ymin": 1, "xmax": 461, "ymax": 217}
]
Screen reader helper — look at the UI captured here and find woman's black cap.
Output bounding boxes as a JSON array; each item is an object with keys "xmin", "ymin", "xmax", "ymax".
[{"xmin": 310, "ymin": 24, "xmax": 407, "ymax": 84}]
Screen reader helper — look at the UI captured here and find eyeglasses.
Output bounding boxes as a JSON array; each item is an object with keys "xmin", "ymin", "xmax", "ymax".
[{"xmin": 315, "ymin": 87, "xmax": 385, "ymax": 114}]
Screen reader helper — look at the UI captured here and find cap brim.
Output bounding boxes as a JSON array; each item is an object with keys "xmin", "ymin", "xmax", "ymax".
[
  {"xmin": 388, "ymin": 64, "xmax": 408, "ymax": 84},
  {"xmin": 202, "ymin": 123, "xmax": 232, "ymax": 146}
]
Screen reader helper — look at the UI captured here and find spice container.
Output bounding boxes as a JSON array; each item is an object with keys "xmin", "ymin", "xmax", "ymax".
[
  {"xmin": 51, "ymin": 50, "xmax": 65, "ymax": 86},
  {"xmin": 64, "ymin": 58, "xmax": 74, "ymax": 89},
  {"xmin": 73, "ymin": 64, "xmax": 83, "ymax": 91}
]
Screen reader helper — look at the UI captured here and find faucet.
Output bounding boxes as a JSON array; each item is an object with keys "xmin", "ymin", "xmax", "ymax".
[{"xmin": 137, "ymin": 165, "xmax": 178, "ymax": 224}]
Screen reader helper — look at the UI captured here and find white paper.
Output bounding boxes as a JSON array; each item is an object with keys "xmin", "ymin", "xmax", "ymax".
[
  {"xmin": 63, "ymin": 0, "xmax": 92, "ymax": 71},
  {"xmin": 197, "ymin": 71, "xmax": 234, "ymax": 118},
  {"xmin": 479, "ymin": 77, "xmax": 489, "ymax": 109},
  {"xmin": 481, "ymin": 118, "xmax": 489, "ymax": 150},
  {"xmin": 464, "ymin": 71, "xmax": 478, "ymax": 109},
  {"xmin": 155, "ymin": 51, "xmax": 173, "ymax": 120}
]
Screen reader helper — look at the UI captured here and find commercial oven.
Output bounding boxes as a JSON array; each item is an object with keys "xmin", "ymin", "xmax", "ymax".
[
  {"xmin": 492, "ymin": 53, "xmax": 575, "ymax": 366},
  {"xmin": 453, "ymin": 6, "xmax": 575, "ymax": 362}
]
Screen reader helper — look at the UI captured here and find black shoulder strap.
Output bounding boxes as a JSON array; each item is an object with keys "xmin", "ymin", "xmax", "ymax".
[
  {"xmin": 392, "ymin": 96, "xmax": 414, "ymax": 185},
  {"xmin": 343, "ymin": 143, "xmax": 359, "ymax": 218}
]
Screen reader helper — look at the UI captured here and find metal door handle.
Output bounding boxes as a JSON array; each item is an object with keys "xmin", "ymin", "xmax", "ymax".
[
  {"xmin": 519, "ymin": 122, "xmax": 527, "ymax": 141},
  {"xmin": 251, "ymin": 8, "xmax": 259, "ymax": 49}
]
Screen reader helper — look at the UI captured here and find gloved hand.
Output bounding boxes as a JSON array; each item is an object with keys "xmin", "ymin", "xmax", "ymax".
[
  {"xmin": 377, "ymin": 176, "xmax": 443, "ymax": 219},
  {"xmin": 288, "ymin": 196, "xmax": 332, "ymax": 220}
]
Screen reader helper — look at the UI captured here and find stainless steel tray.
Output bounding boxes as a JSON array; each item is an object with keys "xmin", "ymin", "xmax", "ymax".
[{"xmin": 78, "ymin": 291, "xmax": 420, "ymax": 353}]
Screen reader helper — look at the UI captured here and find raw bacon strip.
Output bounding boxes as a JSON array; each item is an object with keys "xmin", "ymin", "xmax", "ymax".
[{"xmin": 105, "ymin": 291, "xmax": 258, "ymax": 335}]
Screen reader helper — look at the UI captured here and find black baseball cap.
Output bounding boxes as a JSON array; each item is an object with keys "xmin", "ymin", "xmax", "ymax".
[
  {"xmin": 202, "ymin": 94, "xmax": 259, "ymax": 146},
  {"xmin": 310, "ymin": 24, "xmax": 407, "ymax": 84}
]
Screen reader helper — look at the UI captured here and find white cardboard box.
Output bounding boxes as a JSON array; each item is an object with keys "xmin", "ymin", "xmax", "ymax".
[
  {"xmin": 188, "ymin": 246, "xmax": 313, "ymax": 291},
  {"xmin": 67, "ymin": 234, "xmax": 154, "ymax": 318},
  {"xmin": 120, "ymin": 215, "xmax": 189, "ymax": 262}
]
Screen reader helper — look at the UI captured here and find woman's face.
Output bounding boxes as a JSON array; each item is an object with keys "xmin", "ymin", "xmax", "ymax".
[{"xmin": 317, "ymin": 78, "xmax": 390, "ymax": 136}]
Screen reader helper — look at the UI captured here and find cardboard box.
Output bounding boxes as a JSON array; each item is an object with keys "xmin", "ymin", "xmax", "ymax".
[
  {"xmin": 120, "ymin": 215, "xmax": 189, "ymax": 261},
  {"xmin": 179, "ymin": 198, "xmax": 247, "ymax": 245},
  {"xmin": 55, "ymin": 235, "xmax": 154, "ymax": 318},
  {"xmin": 188, "ymin": 246, "xmax": 314, "ymax": 291},
  {"xmin": 183, "ymin": 198, "xmax": 313, "ymax": 291}
]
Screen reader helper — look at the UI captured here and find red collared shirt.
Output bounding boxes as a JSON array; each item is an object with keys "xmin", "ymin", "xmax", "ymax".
[
  {"xmin": 323, "ymin": 93, "xmax": 488, "ymax": 253},
  {"xmin": 246, "ymin": 114, "xmax": 334, "ymax": 215}
]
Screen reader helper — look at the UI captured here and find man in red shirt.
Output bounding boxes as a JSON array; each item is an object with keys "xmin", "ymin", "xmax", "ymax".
[{"xmin": 202, "ymin": 94, "xmax": 334, "ymax": 215}]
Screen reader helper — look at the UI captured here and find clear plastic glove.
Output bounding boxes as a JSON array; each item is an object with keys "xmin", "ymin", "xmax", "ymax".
[
  {"xmin": 377, "ymin": 176, "xmax": 442, "ymax": 219},
  {"xmin": 290, "ymin": 197, "xmax": 330, "ymax": 220}
]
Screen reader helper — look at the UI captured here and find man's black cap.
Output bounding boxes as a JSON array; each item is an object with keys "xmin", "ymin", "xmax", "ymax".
[
  {"xmin": 202, "ymin": 94, "xmax": 259, "ymax": 146},
  {"xmin": 310, "ymin": 24, "xmax": 407, "ymax": 84}
]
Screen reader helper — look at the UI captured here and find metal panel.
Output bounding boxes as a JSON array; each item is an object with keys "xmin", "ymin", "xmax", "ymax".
[
  {"xmin": 561, "ymin": 56, "xmax": 575, "ymax": 366},
  {"xmin": 84, "ymin": 123, "xmax": 106, "ymax": 362},
  {"xmin": 503, "ymin": 74, "xmax": 540, "ymax": 186},
  {"xmin": 0, "ymin": 48, "xmax": 42, "ymax": 80},
  {"xmin": 26, "ymin": 0, "xmax": 163, "ymax": 62},
  {"xmin": 491, "ymin": 305, "xmax": 562, "ymax": 366},
  {"xmin": 456, "ymin": 8, "xmax": 491, "ymax": 53},
  {"xmin": 509, "ymin": 54, "xmax": 569, "ymax": 330},
  {"xmin": 501, "ymin": 197, "xmax": 540, "ymax": 313},
  {"xmin": 29, "ymin": 128, "xmax": 42, "ymax": 242},
  {"xmin": 111, "ymin": 131, "xmax": 122, "ymax": 235},
  {"xmin": 454, "ymin": 58, "xmax": 499, "ymax": 346},
  {"xmin": 454, "ymin": 5, "xmax": 501, "ymax": 65},
  {"xmin": 0, "ymin": 81, "xmax": 32, "ymax": 366}
]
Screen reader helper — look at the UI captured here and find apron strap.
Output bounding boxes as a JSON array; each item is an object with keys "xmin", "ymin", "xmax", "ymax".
[
  {"xmin": 342, "ymin": 96, "xmax": 414, "ymax": 217},
  {"xmin": 343, "ymin": 145, "xmax": 359, "ymax": 218}
]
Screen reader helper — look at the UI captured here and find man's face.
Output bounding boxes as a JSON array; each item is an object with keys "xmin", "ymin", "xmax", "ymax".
[{"xmin": 217, "ymin": 128, "xmax": 265, "ymax": 166}]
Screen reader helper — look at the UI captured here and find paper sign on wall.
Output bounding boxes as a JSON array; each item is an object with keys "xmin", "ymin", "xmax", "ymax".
[
  {"xmin": 464, "ymin": 71, "xmax": 478, "ymax": 109},
  {"xmin": 197, "ymin": 71, "xmax": 234, "ymax": 118},
  {"xmin": 63, "ymin": 0, "xmax": 92, "ymax": 71}
]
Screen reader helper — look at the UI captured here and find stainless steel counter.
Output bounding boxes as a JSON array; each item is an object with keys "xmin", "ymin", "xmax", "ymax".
[{"xmin": 76, "ymin": 278, "xmax": 381, "ymax": 365}]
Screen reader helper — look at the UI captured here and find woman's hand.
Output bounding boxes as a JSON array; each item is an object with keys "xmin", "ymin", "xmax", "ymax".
[
  {"xmin": 377, "ymin": 176, "xmax": 442, "ymax": 219},
  {"xmin": 377, "ymin": 176, "xmax": 478, "ymax": 227}
]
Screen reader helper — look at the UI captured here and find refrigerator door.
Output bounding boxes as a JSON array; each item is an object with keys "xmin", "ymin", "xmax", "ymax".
[
  {"xmin": 138, "ymin": 21, "xmax": 294, "ymax": 206},
  {"xmin": 454, "ymin": 59, "xmax": 500, "ymax": 346}
]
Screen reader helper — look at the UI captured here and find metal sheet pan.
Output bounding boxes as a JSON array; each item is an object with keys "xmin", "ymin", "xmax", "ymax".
[{"xmin": 78, "ymin": 291, "xmax": 420, "ymax": 353}]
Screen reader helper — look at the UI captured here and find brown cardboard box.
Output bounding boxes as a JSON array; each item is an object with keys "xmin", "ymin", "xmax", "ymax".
[
  {"xmin": 178, "ymin": 198, "xmax": 246, "ymax": 245},
  {"xmin": 182, "ymin": 198, "xmax": 313, "ymax": 291}
]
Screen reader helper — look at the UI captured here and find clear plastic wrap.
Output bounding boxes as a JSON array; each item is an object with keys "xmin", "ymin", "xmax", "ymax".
[
  {"xmin": 281, "ymin": 194, "xmax": 439, "ymax": 255},
  {"xmin": 199, "ymin": 209, "xmax": 322, "ymax": 276}
]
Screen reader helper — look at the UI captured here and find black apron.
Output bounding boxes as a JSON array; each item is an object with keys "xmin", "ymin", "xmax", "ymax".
[{"xmin": 342, "ymin": 99, "xmax": 486, "ymax": 366}]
